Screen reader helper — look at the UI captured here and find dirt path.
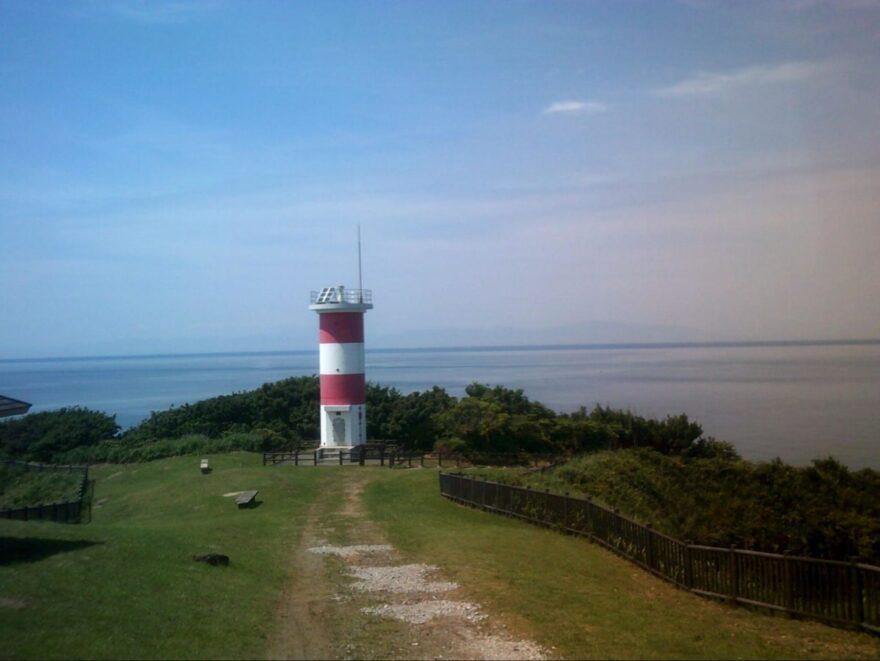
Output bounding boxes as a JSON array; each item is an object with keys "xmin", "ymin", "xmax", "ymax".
[{"xmin": 266, "ymin": 469, "xmax": 549, "ymax": 660}]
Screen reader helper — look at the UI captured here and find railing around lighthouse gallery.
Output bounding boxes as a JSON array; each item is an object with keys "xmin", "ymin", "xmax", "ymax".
[{"xmin": 310, "ymin": 288, "xmax": 372, "ymax": 305}]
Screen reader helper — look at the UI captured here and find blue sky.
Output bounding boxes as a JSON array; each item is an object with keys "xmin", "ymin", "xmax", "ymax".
[{"xmin": 1, "ymin": 1, "xmax": 879, "ymax": 358}]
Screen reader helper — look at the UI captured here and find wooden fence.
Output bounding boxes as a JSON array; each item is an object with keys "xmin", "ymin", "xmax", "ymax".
[
  {"xmin": 0, "ymin": 460, "xmax": 90, "ymax": 524},
  {"xmin": 263, "ymin": 445, "xmax": 392, "ymax": 466},
  {"xmin": 263, "ymin": 447, "xmax": 553, "ymax": 469},
  {"xmin": 439, "ymin": 472, "xmax": 880, "ymax": 635}
]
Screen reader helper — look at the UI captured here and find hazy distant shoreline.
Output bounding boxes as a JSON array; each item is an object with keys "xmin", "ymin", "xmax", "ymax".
[{"xmin": 3, "ymin": 338, "xmax": 879, "ymax": 364}]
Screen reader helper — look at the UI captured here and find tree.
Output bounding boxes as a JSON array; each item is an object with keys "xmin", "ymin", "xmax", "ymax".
[{"xmin": 0, "ymin": 407, "xmax": 119, "ymax": 462}]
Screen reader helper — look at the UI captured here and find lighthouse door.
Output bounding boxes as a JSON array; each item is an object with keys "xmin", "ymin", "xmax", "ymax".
[{"xmin": 331, "ymin": 416, "xmax": 346, "ymax": 445}]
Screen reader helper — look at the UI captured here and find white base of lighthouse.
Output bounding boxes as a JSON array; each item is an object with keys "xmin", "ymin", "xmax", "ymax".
[{"xmin": 320, "ymin": 404, "xmax": 366, "ymax": 448}]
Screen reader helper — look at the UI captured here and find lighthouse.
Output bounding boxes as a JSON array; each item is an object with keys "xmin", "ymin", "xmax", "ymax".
[{"xmin": 309, "ymin": 285, "xmax": 372, "ymax": 448}]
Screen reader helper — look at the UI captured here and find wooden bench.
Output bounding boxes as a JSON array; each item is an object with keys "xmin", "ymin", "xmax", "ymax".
[
  {"xmin": 235, "ymin": 490, "xmax": 258, "ymax": 508},
  {"xmin": 200, "ymin": 459, "xmax": 210, "ymax": 474}
]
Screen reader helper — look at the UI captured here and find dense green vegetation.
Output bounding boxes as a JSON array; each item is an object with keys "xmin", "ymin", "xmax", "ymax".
[
  {"xmin": 123, "ymin": 376, "xmax": 320, "ymax": 444},
  {"xmin": 1, "ymin": 376, "xmax": 734, "ymax": 463},
  {"xmin": 0, "ymin": 407, "xmax": 119, "ymax": 462},
  {"xmin": 469, "ymin": 449, "xmax": 880, "ymax": 563},
  {"xmin": 0, "ymin": 463, "xmax": 84, "ymax": 510}
]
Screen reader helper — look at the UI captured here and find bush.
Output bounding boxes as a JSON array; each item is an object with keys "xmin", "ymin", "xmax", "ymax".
[
  {"xmin": 123, "ymin": 376, "xmax": 320, "ymax": 444},
  {"xmin": 478, "ymin": 449, "xmax": 880, "ymax": 563},
  {"xmin": 0, "ymin": 407, "xmax": 119, "ymax": 462},
  {"xmin": 56, "ymin": 432, "xmax": 271, "ymax": 464}
]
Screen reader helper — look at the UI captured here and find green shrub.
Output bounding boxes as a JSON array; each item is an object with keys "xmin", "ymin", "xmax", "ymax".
[
  {"xmin": 0, "ymin": 407, "xmax": 119, "ymax": 462},
  {"xmin": 472, "ymin": 449, "xmax": 880, "ymax": 562}
]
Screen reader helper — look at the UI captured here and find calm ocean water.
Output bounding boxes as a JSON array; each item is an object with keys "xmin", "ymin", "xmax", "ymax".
[{"xmin": 1, "ymin": 342, "xmax": 878, "ymax": 469}]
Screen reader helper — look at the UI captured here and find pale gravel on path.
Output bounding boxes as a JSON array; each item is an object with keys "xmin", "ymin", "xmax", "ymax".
[
  {"xmin": 348, "ymin": 564, "xmax": 459, "ymax": 594},
  {"xmin": 361, "ymin": 600, "xmax": 487, "ymax": 625},
  {"xmin": 463, "ymin": 633, "xmax": 549, "ymax": 661},
  {"xmin": 306, "ymin": 544, "xmax": 394, "ymax": 558}
]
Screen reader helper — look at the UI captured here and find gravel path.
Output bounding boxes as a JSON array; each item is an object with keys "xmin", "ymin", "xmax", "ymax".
[
  {"xmin": 307, "ymin": 544, "xmax": 393, "ymax": 558},
  {"xmin": 362, "ymin": 600, "xmax": 487, "ymax": 625},
  {"xmin": 306, "ymin": 541, "xmax": 548, "ymax": 659},
  {"xmin": 348, "ymin": 564, "xmax": 460, "ymax": 594}
]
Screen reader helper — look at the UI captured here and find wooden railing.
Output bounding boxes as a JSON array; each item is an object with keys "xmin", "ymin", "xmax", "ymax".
[
  {"xmin": 439, "ymin": 472, "xmax": 880, "ymax": 635},
  {"xmin": 262, "ymin": 445, "xmax": 391, "ymax": 466},
  {"xmin": 0, "ymin": 460, "xmax": 90, "ymax": 524},
  {"xmin": 263, "ymin": 447, "xmax": 554, "ymax": 469}
]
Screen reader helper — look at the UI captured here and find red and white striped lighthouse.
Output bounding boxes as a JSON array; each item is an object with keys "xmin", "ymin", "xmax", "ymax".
[{"xmin": 309, "ymin": 285, "xmax": 373, "ymax": 447}]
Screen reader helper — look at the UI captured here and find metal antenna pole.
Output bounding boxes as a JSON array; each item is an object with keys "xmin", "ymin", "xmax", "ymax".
[{"xmin": 357, "ymin": 224, "xmax": 363, "ymax": 303}]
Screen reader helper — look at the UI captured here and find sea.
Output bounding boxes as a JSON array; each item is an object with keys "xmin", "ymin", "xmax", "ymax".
[{"xmin": 1, "ymin": 341, "xmax": 878, "ymax": 469}]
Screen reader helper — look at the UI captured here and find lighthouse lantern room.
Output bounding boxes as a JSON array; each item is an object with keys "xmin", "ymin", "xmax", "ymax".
[{"xmin": 309, "ymin": 285, "xmax": 373, "ymax": 448}]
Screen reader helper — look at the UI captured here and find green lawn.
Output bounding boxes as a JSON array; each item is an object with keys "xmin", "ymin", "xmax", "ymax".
[
  {"xmin": 365, "ymin": 468, "xmax": 880, "ymax": 660},
  {"xmin": 3, "ymin": 458, "xmax": 879, "ymax": 660},
  {"xmin": 0, "ymin": 453, "xmax": 321, "ymax": 660}
]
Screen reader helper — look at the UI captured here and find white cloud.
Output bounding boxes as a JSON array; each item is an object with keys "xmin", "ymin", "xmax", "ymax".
[
  {"xmin": 655, "ymin": 61, "xmax": 828, "ymax": 98},
  {"xmin": 543, "ymin": 100, "xmax": 608, "ymax": 115}
]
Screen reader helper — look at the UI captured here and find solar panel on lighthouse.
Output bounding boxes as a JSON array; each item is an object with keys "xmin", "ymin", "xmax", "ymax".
[{"xmin": 315, "ymin": 287, "xmax": 338, "ymax": 304}]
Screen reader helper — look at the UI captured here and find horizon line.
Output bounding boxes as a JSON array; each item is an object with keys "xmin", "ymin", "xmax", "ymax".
[{"xmin": 2, "ymin": 337, "xmax": 879, "ymax": 364}]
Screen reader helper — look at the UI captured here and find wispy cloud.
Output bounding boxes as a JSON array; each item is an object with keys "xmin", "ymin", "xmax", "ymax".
[
  {"xmin": 655, "ymin": 61, "xmax": 828, "ymax": 98},
  {"xmin": 543, "ymin": 100, "xmax": 608, "ymax": 115}
]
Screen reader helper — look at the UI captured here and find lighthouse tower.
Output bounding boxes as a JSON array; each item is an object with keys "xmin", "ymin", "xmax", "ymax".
[{"xmin": 309, "ymin": 285, "xmax": 373, "ymax": 448}]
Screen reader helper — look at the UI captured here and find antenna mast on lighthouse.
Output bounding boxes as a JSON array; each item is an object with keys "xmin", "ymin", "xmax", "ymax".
[{"xmin": 357, "ymin": 224, "xmax": 363, "ymax": 303}]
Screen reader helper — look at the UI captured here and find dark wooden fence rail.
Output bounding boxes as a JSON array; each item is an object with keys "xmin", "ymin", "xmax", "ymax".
[
  {"xmin": 439, "ymin": 472, "xmax": 880, "ymax": 635},
  {"xmin": 0, "ymin": 460, "xmax": 90, "ymax": 524},
  {"xmin": 263, "ymin": 448, "xmax": 553, "ymax": 469},
  {"xmin": 263, "ymin": 446, "xmax": 387, "ymax": 466}
]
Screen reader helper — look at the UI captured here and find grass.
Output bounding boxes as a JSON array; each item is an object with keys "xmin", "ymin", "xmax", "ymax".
[
  {"xmin": 0, "ymin": 452, "xmax": 322, "ymax": 660},
  {"xmin": 0, "ymin": 464, "xmax": 84, "ymax": 510},
  {"xmin": 364, "ymin": 468, "xmax": 880, "ymax": 660},
  {"xmin": 3, "ymin": 457, "xmax": 879, "ymax": 659}
]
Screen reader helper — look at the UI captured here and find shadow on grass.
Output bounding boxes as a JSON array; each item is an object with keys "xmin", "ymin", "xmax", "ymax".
[{"xmin": 0, "ymin": 537, "xmax": 103, "ymax": 566}]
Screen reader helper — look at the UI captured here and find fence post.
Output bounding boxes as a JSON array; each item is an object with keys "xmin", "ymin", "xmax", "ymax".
[
  {"xmin": 851, "ymin": 557, "xmax": 864, "ymax": 626},
  {"xmin": 294, "ymin": 450, "xmax": 299, "ymax": 466},
  {"xmin": 438, "ymin": 452, "xmax": 443, "ymax": 468},
  {"xmin": 379, "ymin": 447, "xmax": 385, "ymax": 467},
  {"xmin": 389, "ymin": 452, "xmax": 395, "ymax": 468},
  {"xmin": 684, "ymin": 544, "xmax": 693, "ymax": 589},
  {"xmin": 783, "ymin": 554, "xmax": 794, "ymax": 614},
  {"xmin": 420, "ymin": 453, "xmax": 424, "ymax": 468},
  {"xmin": 646, "ymin": 524, "xmax": 655, "ymax": 570},
  {"xmin": 339, "ymin": 450, "xmax": 344, "ymax": 466},
  {"xmin": 729, "ymin": 545, "xmax": 738, "ymax": 605},
  {"xmin": 360, "ymin": 446, "xmax": 366, "ymax": 466},
  {"xmin": 313, "ymin": 450, "xmax": 318, "ymax": 466}
]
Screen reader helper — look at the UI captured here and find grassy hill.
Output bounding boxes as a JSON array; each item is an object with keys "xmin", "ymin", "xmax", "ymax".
[
  {"xmin": 0, "ymin": 453, "xmax": 321, "ymax": 659},
  {"xmin": 2, "ymin": 454, "xmax": 879, "ymax": 659}
]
